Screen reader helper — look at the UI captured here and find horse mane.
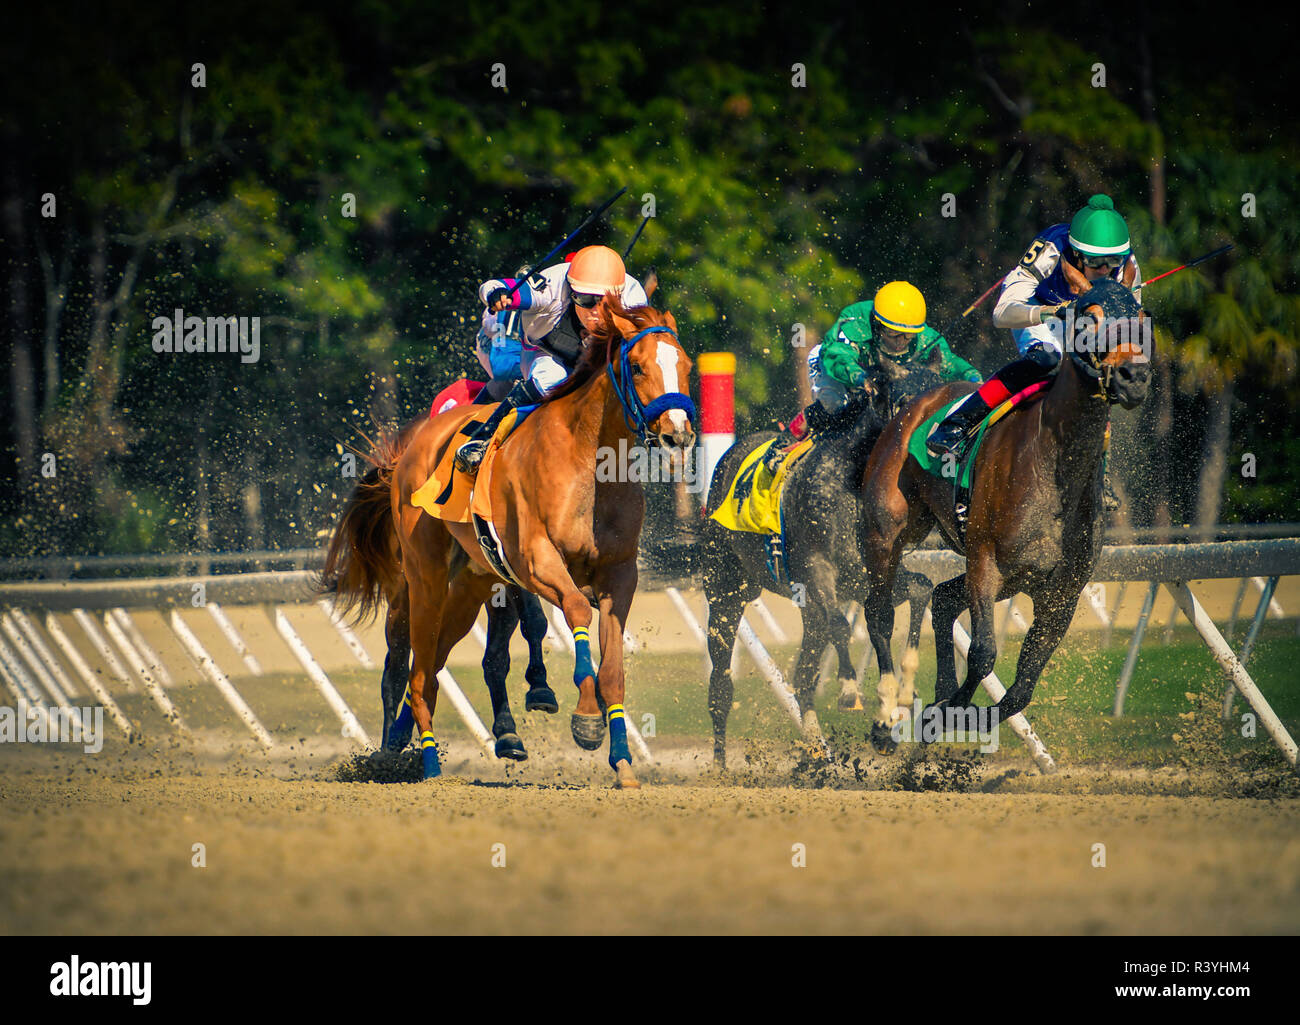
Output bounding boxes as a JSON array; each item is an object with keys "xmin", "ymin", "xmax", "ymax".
[{"xmin": 543, "ymin": 296, "xmax": 667, "ymax": 404}]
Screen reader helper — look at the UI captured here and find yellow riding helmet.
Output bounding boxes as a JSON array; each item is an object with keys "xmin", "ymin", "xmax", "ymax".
[
  {"xmin": 566, "ymin": 245, "xmax": 626, "ymax": 295},
  {"xmin": 872, "ymin": 281, "xmax": 927, "ymax": 334}
]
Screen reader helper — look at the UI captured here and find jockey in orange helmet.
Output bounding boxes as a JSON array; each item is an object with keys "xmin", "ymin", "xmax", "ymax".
[{"xmin": 454, "ymin": 245, "xmax": 649, "ymax": 475}]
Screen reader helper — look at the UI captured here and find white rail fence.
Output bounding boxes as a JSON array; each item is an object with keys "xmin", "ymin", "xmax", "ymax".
[{"xmin": 0, "ymin": 540, "xmax": 1296, "ymax": 771}]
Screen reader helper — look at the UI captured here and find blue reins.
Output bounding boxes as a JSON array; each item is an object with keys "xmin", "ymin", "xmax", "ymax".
[{"xmin": 605, "ymin": 326, "xmax": 697, "ymax": 443}]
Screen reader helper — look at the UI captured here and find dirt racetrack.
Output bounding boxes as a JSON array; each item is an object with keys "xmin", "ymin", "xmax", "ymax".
[
  {"xmin": 3, "ymin": 739, "xmax": 1299, "ymax": 935},
  {"xmin": 3, "ymin": 583, "xmax": 1299, "ymax": 935}
]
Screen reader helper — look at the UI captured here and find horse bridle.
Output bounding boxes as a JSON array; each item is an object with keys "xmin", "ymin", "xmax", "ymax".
[
  {"xmin": 606, "ymin": 325, "xmax": 698, "ymax": 444},
  {"xmin": 1070, "ymin": 347, "xmax": 1114, "ymax": 401}
]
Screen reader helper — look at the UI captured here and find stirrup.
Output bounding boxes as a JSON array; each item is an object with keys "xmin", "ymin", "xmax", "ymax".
[
  {"xmin": 1102, "ymin": 474, "xmax": 1122, "ymax": 512},
  {"xmin": 762, "ymin": 440, "xmax": 792, "ymax": 475},
  {"xmin": 925, "ymin": 421, "xmax": 971, "ymax": 460},
  {"xmin": 454, "ymin": 438, "xmax": 489, "ymax": 476},
  {"xmin": 764, "ymin": 533, "xmax": 786, "ymax": 586}
]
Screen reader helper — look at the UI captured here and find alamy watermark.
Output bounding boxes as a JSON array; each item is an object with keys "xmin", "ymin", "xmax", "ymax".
[
  {"xmin": 1, "ymin": 699, "xmax": 103, "ymax": 753},
  {"xmin": 1044, "ymin": 310, "xmax": 1153, "ymax": 361},
  {"xmin": 595, "ymin": 437, "xmax": 703, "ymax": 493},
  {"xmin": 50, "ymin": 956, "xmax": 151, "ymax": 1005},
  {"xmin": 890, "ymin": 698, "xmax": 1000, "ymax": 753},
  {"xmin": 152, "ymin": 307, "xmax": 261, "ymax": 364}
]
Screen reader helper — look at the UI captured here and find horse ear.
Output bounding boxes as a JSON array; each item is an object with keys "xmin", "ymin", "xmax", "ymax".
[
  {"xmin": 612, "ymin": 314, "xmax": 636, "ymax": 336},
  {"xmin": 664, "ymin": 309, "xmax": 678, "ymax": 334},
  {"xmin": 1062, "ymin": 257, "xmax": 1092, "ymax": 296},
  {"xmin": 1121, "ymin": 257, "xmax": 1138, "ymax": 289}
]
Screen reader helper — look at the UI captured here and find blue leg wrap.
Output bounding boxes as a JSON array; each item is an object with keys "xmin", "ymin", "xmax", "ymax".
[
  {"xmin": 572, "ymin": 627, "xmax": 595, "ymax": 687},
  {"xmin": 606, "ymin": 704, "xmax": 631, "ymax": 769},
  {"xmin": 386, "ymin": 687, "xmax": 415, "ymax": 751},
  {"xmin": 420, "ymin": 730, "xmax": 441, "ymax": 779}
]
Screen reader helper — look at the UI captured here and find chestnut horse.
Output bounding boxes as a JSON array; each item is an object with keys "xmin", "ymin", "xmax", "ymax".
[
  {"xmin": 321, "ymin": 420, "xmax": 557, "ymax": 761},
  {"xmin": 859, "ymin": 279, "xmax": 1151, "ymax": 731},
  {"xmin": 387, "ymin": 298, "xmax": 694, "ymax": 786}
]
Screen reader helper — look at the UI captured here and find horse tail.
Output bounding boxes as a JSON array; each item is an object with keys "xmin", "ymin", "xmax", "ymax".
[{"xmin": 318, "ymin": 420, "xmax": 420, "ymax": 623}]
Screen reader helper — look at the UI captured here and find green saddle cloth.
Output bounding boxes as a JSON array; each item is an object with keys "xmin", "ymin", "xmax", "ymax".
[{"xmin": 908, "ymin": 398, "xmax": 990, "ymax": 490}]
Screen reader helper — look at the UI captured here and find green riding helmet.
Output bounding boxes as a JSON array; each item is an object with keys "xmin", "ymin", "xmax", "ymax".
[{"xmin": 1068, "ymin": 194, "xmax": 1131, "ymax": 259}]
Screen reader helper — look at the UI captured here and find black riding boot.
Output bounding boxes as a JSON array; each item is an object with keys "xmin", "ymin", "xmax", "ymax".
[
  {"xmin": 926, "ymin": 344, "xmax": 1060, "ymax": 459},
  {"xmin": 454, "ymin": 378, "xmax": 545, "ymax": 475}
]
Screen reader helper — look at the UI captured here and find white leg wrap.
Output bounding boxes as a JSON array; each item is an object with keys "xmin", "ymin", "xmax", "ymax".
[
  {"xmin": 898, "ymin": 648, "xmax": 920, "ymax": 709},
  {"xmin": 875, "ymin": 671, "xmax": 900, "ymax": 727}
]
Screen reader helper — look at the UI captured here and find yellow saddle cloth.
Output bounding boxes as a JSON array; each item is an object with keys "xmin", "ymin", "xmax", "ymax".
[
  {"xmin": 709, "ymin": 436, "xmax": 814, "ymax": 535},
  {"xmin": 410, "ymin": 406, "xmax": 521, "ymax": 524}
]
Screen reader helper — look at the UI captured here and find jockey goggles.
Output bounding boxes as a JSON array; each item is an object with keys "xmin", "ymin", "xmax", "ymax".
[
  {"xmin": 571, "ymin": 290, "xmax": 604, "ymax": 308},
  {"xmin": 1077, "ymin": 251, "xmax": 1129, "ymax": 270}
]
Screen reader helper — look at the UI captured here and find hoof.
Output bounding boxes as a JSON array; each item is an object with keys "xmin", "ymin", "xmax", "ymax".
[
  {"xmin": 613, "ymin": 759, "xmax": 641, "ymax": 789},
  {"xmin": 525, "ymin": 686, "xmax": 559, "ymax": 714},
  {"xmin": 838, "ymin": 690, "xmax": 865, "ymax": 712},
  {"xmin": 870, "ymin": 720, "xmax": 898, "ymax": 755},
  {"xmin": 494, "ymin": 733, "xmax": 528, "ymax": 761},
  {"xmin": 570, "ymin": 712, "xmax": 606, "ymax": 751}
]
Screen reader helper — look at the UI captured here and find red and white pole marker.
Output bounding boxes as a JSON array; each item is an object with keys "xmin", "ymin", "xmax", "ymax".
[{"xmin": 697, "ymin": 351, "xmax": 735, "ymax": 503}]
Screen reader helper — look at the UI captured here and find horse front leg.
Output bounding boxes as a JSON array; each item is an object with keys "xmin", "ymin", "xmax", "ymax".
[
  {"xmin": 524, "ymin": 541, "xmax": 602, "ymax": 754},
  {"xmin": 862, "ymin": 586, "xmax": 903, "ymax": 754},
  {"xmin": 929, "ymin": 574, "xmax": 968, "ymax": 704},
  {"xmin": 515, "ymin": 589, "xmax": 557, "ymax": 713},
  {"xmin": 791, "ymin": 610, "xmax": 832, "ymax": 760},
  {"xmin": 595, "ymin": 559, "xmax": 640, "ymax": 789},
  {"xmin": 949, "ymin": 554, "xmax": 1003, "ymax": 710},
  {"xmin": 483, "ymin": 593, "xmax": 526, "ymax": 761},
  {"xmin": 998, "ymin": 584, "xmax": 1081, "ymax": 722},
  {"xmin": 798, "ymin": 555, "xmax": 862, "ymax": 715},
  {"xmin": 703, "ymin": 552, "xmax": 759, "ymax": 771}
]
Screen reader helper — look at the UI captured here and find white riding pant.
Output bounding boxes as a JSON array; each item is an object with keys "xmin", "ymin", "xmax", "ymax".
[
  {"xmin": 1011, "ymin": 300, "xmax": 1064, "ymax": 355},
  {"xmin": 520, "ymin": 346, "xmax": 568, "ymax": 397}
]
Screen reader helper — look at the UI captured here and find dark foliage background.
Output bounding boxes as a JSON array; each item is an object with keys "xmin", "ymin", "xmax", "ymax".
[{"xmin": 2, "ymin": 0, "xmax": 1297, "ymax": 557}]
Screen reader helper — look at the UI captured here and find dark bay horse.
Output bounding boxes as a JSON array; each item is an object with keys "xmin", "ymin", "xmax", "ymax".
[
  {"xmin": 859, "ymin": 278, "xmax": 1151, "ymax": 730},
  {"xmin": 702, "ymin": 364, "xmax": 944, "ymax": 769},
  {"xmin": 321, "ymin": 424, "xmax": 557, "ymax": 761},
  {"xmin": 372, "ymin": 299, "xmax": 694, "ymax": 787}
]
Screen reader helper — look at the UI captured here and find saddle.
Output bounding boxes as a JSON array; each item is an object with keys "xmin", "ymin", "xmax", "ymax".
[
  {"xmin": 709, "ymin": 435, "xmax": 815, "ymax": 588},
  {"xmin": 910, "ymin": 380, "xmax": 1049, "ymax": 540},
  {"xmin": 410, "ymin": 403, "xmax": 538, "ymax": 585}
]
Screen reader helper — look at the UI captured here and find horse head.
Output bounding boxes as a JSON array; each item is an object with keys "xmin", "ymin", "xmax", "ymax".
[
  {"xmin": 597, "ymin": 297, "xmax": 697, "ymax": 456},
  {"xmin": 872, "ymin": 351, "xmax": 946, "ymax": 420},
  {"xmin": 1066, "ymin": 278, "xmax": 1152, "ymax": 410}
]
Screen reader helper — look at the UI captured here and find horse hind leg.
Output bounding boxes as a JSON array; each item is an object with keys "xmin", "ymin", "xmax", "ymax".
[
  {"xmin": 381, "ymin": 592, "xmax": 413, "ymax": 752},
  {"xmin": 829, "ymin": 608, "xmax": 864, "ymax": 713},
  {"xmin": 405, "ymin": 582, "xmax": 448, "ymax": 780},
  {"xmin": 895, "ymin": 569, "xmax": 933, "ymax": 718},
  {"xmin": 929, "ymin": 574, "xmax": 968, "ymax": 704},
  {"xmin": 482, "ymin": 594, "xmax": 526, "ymax": 761},
  {"xmin": 515, "ymin": 589, "xmax": 557, "ymax": 713}
]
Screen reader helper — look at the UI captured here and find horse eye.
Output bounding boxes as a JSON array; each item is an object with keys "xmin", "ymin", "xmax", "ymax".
[{"xmin": 631, "ymin": 364, "xmax": 644, "ymax": 377}]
